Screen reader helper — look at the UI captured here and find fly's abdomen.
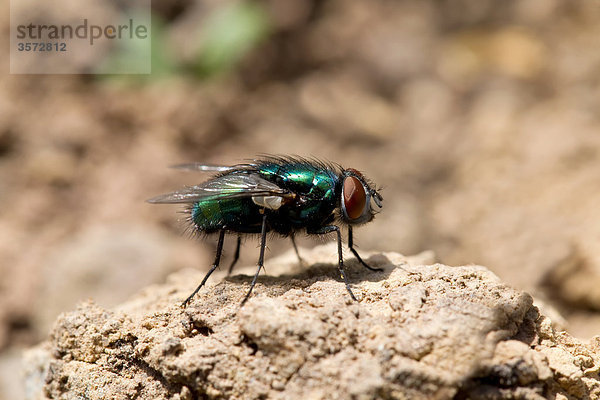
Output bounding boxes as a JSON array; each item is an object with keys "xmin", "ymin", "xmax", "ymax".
[{"xmin": 191, "ymin": 197, "xmax": 263, "ymax": 233}]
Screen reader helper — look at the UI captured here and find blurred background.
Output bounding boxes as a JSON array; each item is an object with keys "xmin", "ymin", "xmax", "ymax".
[{"xmin": 2, "ymin": 0, "xmax": 600, "ymax": 397}]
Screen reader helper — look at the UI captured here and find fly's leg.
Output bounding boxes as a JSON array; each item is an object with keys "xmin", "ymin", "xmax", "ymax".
[
  {"xmin": 227, "ymin": 236, "xmax": 242, "ymax": 275},
  {"xmin": 309, "ymin": 225, "xmax": 358, "ymax": 301},
  {"xmin": 290, "ymin": 233, "xmax": 304, "ymax": 265},
  {"xmin": 182, "ymin": 230, "xmax": 225, "ymax": 307},
  {"xmin": 241, "ymin": 214, "xmax": 268, "ymax": 305},
  {"xmin": 348, "ymin": 226, "xmax": 383, "ymax": 272}
]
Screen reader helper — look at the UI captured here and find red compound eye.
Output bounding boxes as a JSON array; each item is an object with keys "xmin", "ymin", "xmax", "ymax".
[{"xmin": 343, "ymin": 176, "xmax": 366, "ymax": 220}]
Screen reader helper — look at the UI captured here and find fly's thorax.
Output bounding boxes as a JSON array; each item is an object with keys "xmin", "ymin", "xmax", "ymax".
[{"xmin": 258, "ymin": 163, "xmax": 337, "ymax": 197}]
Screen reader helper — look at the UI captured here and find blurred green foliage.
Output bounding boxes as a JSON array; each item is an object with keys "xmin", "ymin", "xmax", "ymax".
[
  {"xmin": 97, "ymin": 12, "xmax": 177, "ymax": 80},
  {"xmin": 100, "ymin": 0, "xmax": 271, "ymax": 82},
  {"xmin": 148, "ymin": 16, "xmax": 179, "ymax": 78},
  {"xmin": 195, "ymin": 1, "xmax": 271, "ymax": 77}
]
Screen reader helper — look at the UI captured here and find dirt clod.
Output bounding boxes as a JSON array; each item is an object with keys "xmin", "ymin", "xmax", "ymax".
[{"xmin": 24, "ymin": 245, "xmax": 600, "ymax": 399}]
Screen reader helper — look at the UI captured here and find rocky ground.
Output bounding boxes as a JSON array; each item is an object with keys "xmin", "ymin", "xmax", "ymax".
[{"xmin": 24, "ymin": 245, "xmax": 600, "ymax": 399}]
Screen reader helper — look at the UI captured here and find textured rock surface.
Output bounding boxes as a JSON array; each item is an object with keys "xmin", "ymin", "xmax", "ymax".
[{"xmin": 24, "ymin": 245, "xmax": 600, "ymax": 399}]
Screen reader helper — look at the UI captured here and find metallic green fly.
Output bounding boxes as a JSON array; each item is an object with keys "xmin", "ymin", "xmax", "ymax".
[{"xmin": 148, "ymin": 156, "xmax": 383, "ymax": 305}]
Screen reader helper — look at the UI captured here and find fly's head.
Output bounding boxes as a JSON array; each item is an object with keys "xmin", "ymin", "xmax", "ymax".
[{"xmin": 339, "ymin": 168, "xmax": 383, "ymax": 226}]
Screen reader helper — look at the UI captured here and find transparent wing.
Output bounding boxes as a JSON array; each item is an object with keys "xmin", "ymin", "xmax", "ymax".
[
  {"xmin": 147, "ymin": 173, "xmax": 292, "ymax": 204},
  {"xmin": 170, "ymin": 163, "xmax": 238, "ymax": 172}
]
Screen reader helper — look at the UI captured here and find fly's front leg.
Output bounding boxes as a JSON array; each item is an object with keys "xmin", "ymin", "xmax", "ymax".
[
  {"xmin": 348, "ymin": 226, "xmax": 383, "ymax": 272},
  {"xmin": 183, "ymin": 229, "xmax": 225, "ymax": 307},
  {"xmin": 309, "ymin": 225, "xmax": 358, "ymax": 301},
  {"xmin": 241, "ymin": 213, "xmax": 268, "ymax": 305}
]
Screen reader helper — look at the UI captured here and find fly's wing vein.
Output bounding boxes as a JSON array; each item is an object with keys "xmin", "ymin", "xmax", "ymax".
[{"xmin": 147, "ymin": 173, "xmax": 292, "ymax": 204}]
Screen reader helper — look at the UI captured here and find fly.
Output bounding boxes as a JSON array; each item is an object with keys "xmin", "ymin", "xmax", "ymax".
[{"xmin": 148, "ymin": 156, "xmax": 383, "ymax": 305}]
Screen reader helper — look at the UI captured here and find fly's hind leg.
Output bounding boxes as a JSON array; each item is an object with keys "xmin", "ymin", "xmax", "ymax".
[
  {"xmin": 348, "ymin": 226, "xmax": 383, "ymax": 272},
  {"xmin": 182, "ymin": 229, "xmax": 225, "ymax": 307},
  {"xmin": 309, "ymin": 225, "xmax": 358, "ymax": 301}
]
